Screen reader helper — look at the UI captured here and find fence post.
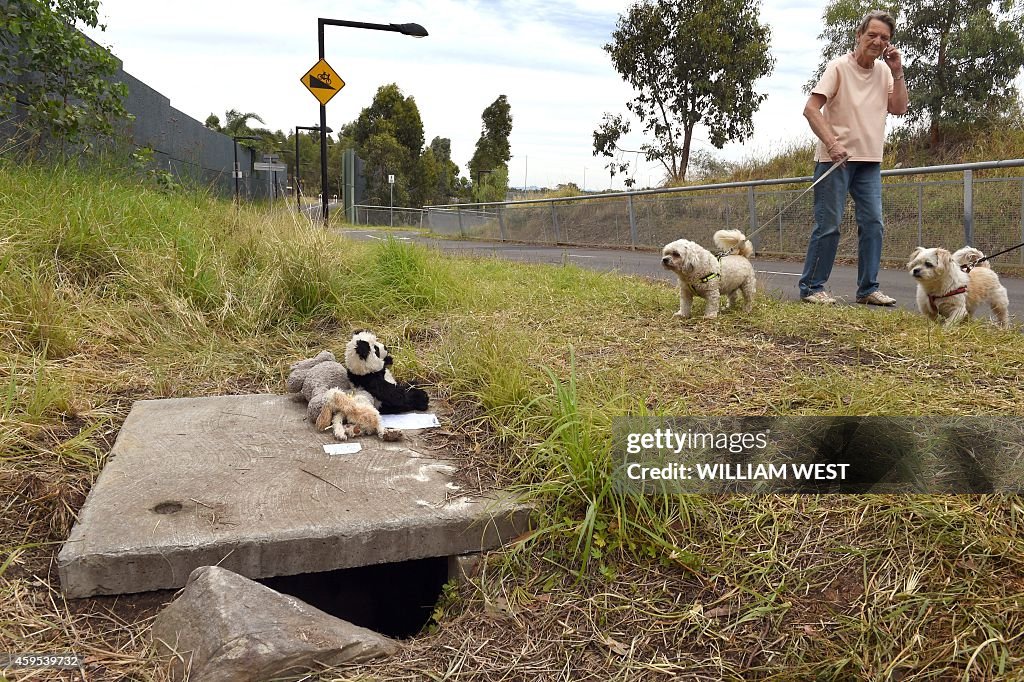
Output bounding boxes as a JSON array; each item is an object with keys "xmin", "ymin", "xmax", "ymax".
[
  {"xmin": 917, "ymin": 184, "xmax": 923, "ymax": 246},
  {"xmin": 498, "ymin": 206, "xmax": 507, "ymax": 242},
  {"xmin": 1020, "ymin": 178, "xmax": 1024, "ymax": 264},
  {"xmin": 551, "ymin": 201, "xmax": 561, "ymax": 243},
  {"xmin": 457, "ymin": 206, "xmax": 464, "ymax": 238},
  {"xmin": 963, "ymin": 169, "xmax": 974, "ymax": 246},
  {"xmin": 747, "ymin": 186, "xmax": 758, "ymax": 252},
  {"xmin": 627, "ymin": 194, "xmax": 638, "ymax": 248}
]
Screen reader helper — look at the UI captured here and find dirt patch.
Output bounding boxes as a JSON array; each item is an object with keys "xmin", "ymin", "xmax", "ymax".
[{"xmin": 750, "ymin": 329, "xmax": 886, "ymax": 368}]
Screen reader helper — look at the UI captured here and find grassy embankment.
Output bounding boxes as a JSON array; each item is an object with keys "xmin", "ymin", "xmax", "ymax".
[{"xmin": 2, "ymin": 159, "xmax": 1024, "ymax": 680}]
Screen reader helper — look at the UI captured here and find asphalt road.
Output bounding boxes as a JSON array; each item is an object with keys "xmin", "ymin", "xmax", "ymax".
[
  {"xmin": 300, "ymin": 201, "xmax": 340, "ymax": 221},
  {"xmin": 341, "ymin": 228, "xmax": 1024, "ymax": 319}
]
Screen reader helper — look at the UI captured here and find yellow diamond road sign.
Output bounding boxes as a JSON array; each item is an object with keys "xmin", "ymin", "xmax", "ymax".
[{"xmin": 301, "ymin": 58, "xmax": 345, "ymax": 106}]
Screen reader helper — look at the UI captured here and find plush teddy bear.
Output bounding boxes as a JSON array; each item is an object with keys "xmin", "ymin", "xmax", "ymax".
[
  {"xmin": 286, "ymin": 350, "xmax": 399, "ymax": 441},
  {"xmin": 314, "ymin": 387, "xmax": 400, "ymax": 442},
  {"xmin": 344, "ymin": 330, "xmax": 430, "ymax": 414}
]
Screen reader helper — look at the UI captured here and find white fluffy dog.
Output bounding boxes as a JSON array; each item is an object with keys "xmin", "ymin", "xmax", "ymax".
[
  {"xmin": 907, "ymin": 246, "xmax": 1010, "ymax": 329},
  {"xmin": 661, "ymin": 229, "xmax": 756, "ymax": 319}
]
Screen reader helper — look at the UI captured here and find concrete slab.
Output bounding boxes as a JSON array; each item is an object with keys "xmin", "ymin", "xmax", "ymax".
[{"xmin": 58, "ymin": 395, "xmax": 532, "ymax": 598}]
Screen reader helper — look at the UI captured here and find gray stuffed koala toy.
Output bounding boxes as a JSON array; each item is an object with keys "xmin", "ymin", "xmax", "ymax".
[{"xmin": 286, "ymin": 350, "xmax": 352, "ymax": 424}]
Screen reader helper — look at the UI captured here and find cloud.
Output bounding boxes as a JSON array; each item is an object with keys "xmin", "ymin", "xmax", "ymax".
[{"xmin": 86, "ymin": 0, "xmax": 839, "ymax": 189}]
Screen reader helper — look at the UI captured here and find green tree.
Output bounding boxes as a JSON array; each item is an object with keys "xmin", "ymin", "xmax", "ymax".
[
  {"xmin": 222, "ymin": 109, "xmax": 278, "ymax": 145},
  {"xmin": 204, "ymin": 109, "xmax": 286, "ymax": 162},
  {"xmin": 468, "ymin": 95, "xmax": 512, "ymax": 201},
  {"xmin": 428, "ymin": 136, "xmax": 461, "ymax": 204},
  {"xmin": 352, "ymin": 84, "xmax": 425, "ymax": 207},
  {"xmin": 809, "ymin": 0, "xmax": 1024, "ymax": 145},
  {"xmin": 594, "ymin": 0, "xmax": 774, "ymax": 185},
  {"xmin": 361, "ymin": 131, "xmax": 411, "ymax": 206},
  {"xmin": 352, "ymin": 83, "xmax": 424, "ymax": 156},
  {"xmin": 0, "ymin": 0, "xmax": 130, "ymax": 154},
  {"xmin": 473, "ymin": 165, "xmax": 508, "ymax": 203},
  {"xmin": 410, "ymin": 146, "xmax": 440, "ymax": 207}
]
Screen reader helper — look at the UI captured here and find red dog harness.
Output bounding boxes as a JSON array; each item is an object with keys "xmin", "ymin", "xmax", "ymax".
[{"xmin": 927, "ymin": 286, "xmax": 967, "ymax": 314}]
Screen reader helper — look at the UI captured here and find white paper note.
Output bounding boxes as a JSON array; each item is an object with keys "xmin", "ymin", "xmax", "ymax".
[
  {"xmin": 379, "ymin": 413, "xmax": 441, "ymax": 430},
  {"xmin": 323, "ymin": 442, "xmax": 362, "ymax": 456}
]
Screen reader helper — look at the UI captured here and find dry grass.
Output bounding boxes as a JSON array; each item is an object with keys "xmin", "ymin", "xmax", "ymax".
[{"xmin": 2, "ymin": 160, "xmax": 1024, "ymax": 681}]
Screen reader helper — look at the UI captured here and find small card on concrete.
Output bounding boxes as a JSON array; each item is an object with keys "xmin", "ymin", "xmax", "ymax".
[{"xmin": 323, "ymin": 442, "xmax": 362, "ymax": 456}]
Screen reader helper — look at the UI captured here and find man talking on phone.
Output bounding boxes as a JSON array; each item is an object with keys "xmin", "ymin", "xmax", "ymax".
[{"xmin": 799, "ymin": 9, "xmax": 909, "ymax": 306}]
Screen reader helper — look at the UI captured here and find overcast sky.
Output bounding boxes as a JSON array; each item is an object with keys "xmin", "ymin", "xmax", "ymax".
[{"xmin": 85, "ymin": 0, "xmax": 839, "ymax": 191}]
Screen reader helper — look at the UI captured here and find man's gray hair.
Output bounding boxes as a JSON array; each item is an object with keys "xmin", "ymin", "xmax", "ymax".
[{"xmin": 856, "ymin": 9, "xmax": 896, "ymax": 37}]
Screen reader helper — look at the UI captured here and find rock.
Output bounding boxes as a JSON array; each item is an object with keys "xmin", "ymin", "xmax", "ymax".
[
  {"xmin": 152, "ymin": 565, "xmax": 400, "ymax": 682},
  {"xmin": 447, "ymin": 553, "xmax": 482, "ymax": 587}
]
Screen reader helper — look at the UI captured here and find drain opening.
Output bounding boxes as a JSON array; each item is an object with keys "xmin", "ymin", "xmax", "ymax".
[{"xmin": 258, "ymin": 556, "xmax": 450, "ymax": 639}]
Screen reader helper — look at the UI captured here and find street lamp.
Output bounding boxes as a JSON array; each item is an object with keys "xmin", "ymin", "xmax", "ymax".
[
  {"xmin": 295, "ymin": 125, "xmax": 331, "ymax": 213},
  {"xmin": 316, "ymin": 18, "xmax": 428, "ymax": 226},
  {"xmin": 232, "ymin": 135, "xmax": 260, "ymax": 204}
]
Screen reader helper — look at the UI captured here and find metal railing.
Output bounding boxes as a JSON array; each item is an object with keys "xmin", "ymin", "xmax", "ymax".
[
  {"xmin": 421, "ymin": 160, "xmax": 1024, "ymax": 267},
  {"xmin": 353, "ymin": 204, "xmax": 426, "ymax": 229}
]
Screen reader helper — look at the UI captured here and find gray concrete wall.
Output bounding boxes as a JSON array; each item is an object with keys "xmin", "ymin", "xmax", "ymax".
[{"xmin": 0, "ymin": 19, "xmax": 270, "ymax": 199}]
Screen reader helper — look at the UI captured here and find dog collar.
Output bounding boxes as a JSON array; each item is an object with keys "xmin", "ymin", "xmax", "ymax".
[
  {"xmin": 698, "ymin": 272, "xmax": 720, "ymax": 284},
  {"xmin": 927, "ymin": 286, "xmax": 967, "ymax": 312}
]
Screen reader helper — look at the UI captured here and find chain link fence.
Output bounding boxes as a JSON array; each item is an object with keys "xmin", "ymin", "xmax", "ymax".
[
  {"xmin": 418, "ymin": 161, "xmax": 1024, "ymax": 270},
  {"xmin": 353, "ymin": 205, "xmax": 426, "ymax": 229}
]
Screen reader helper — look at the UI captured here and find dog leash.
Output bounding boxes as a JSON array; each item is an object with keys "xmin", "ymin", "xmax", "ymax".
[
  {"xmin": 958, "ymin": 240, "xmax": 1024, "ymax": 272},
  {"xmin": 965, "ymin": 240, "xmax": 1024, "ymax": 270},
  {"xmin": 717, "ymin": 158, "xmax": 845, "ymax": 257}
]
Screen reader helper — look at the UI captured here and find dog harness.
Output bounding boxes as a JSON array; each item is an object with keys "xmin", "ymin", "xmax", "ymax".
[
  {"xmin": 927, "ymin": 286, "xmax": 967, "ymax": 314},
  {"xmin": 687, "ymin": 271, "xmax": 719, "ymax": 294}
]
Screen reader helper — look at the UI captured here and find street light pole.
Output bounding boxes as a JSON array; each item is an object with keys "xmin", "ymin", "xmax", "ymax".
[
  {"xmin": 295, "ymin": 125, "xmax": 331, "ymax": 213},
  {"xmin": 316, "ymin": 18, "xmax": 428, "ymax": 227}
]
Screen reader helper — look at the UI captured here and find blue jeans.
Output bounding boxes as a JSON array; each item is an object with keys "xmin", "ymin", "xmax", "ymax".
[{"xmin": 799, "ymin": 161, "xmax": 884, "ymax": 299}]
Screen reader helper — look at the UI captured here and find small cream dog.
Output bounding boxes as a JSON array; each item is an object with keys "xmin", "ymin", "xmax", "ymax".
[
  {"xmin": 907, "ymin": 246, "xmax": 1010, "ymax": 329},
  {"xmin": 661, "ymin": 229, "xmax": 756, "ymax": 318}
]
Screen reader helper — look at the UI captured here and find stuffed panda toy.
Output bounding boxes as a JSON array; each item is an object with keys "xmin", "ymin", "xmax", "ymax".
[{"xmin": 344, "ymin": 330, "xmax": 430, "ymax": 414}]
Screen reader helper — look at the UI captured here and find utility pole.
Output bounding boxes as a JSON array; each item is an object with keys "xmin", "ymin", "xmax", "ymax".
[
  {"xmin": 389, "ymin": 174, "xmax": 395, "ymax": 227},
  {"xmin": 313, "ymin": 18, "xmax": 428, "ymax": 227}
]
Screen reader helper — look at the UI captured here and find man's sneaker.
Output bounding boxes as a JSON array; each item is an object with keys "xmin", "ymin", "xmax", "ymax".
[
  {"xmin": 856, "ymin": 290, "xmax": 896, "ymax": 306},
  {"xmin": 801, "ymin": 291, "xmax": 837, "ymax": 305}
]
